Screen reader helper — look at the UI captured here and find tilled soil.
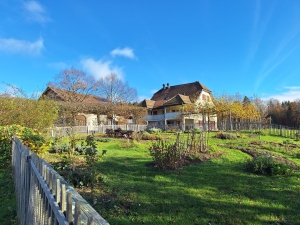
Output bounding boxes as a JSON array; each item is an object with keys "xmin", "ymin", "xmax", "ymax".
[{"xmin": 218, "ymin": 143, "xmax": 299, "ymax": 169}]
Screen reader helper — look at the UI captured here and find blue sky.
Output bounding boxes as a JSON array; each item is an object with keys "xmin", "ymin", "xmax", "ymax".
[{"xmin": 1, "ymin": 0, "xmax": 300, "ymax": 102}]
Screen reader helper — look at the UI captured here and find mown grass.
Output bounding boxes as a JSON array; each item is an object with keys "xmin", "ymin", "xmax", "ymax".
[{"xmin": 43, "ymin": 131, "xmax": 300, "ymax": 225}]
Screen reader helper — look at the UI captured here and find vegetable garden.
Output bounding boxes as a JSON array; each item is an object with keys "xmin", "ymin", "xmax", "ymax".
[{"xmin": 2, "ymin": 125, "xmax": 300, "ymax": 224}]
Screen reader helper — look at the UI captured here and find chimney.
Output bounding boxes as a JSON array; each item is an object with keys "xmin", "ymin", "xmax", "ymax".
[
  {"xmin": 167, "ymin": 83, "xmax": 170, "ymax": 89},
  {"xmin": 163, "ymin": 84, "xmax": 165, "ymax": 89}
]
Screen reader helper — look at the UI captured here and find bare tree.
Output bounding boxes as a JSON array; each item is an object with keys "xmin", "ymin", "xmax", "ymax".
[
  {"xmin": 47, "ymin": 67, "xmax": 99, "ymax": 126},
  {"xmin": 97, "ymin": 73, "xmax": 138, "ymax": 103},
  {"xmin": 48, "ymin": 67, "xmax": 98, "ymax": 103},
  {"xmin": 252, "ymin": 95, "xmax": 267, "ymax": 119}
]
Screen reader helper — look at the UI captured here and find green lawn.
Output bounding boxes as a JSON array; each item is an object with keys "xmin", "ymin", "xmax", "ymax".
[
  {"xmin": 0, "ymin": 153, "xmax": 17, "ymax": 225},
  {"xmin": 48, "ymin": 132, "xmax": 300, "ymax": 225},
  {"xmin": 4, "ymin": 130, "xmax": 300, "ymax": 225}
]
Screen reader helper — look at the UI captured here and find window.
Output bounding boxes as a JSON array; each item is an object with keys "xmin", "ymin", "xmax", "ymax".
[
  {"xmin": 202, "ymin": 94, "xmax": 210, "ymax": 101},
  {"xmin": 153, "ymin": 111, "xmax": 157, "ymax": 115}
]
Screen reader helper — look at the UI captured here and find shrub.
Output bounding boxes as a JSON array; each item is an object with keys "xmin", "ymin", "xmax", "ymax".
[
  {"xmin": 74, "ymin": 144, "xmax": 87, "ymax": 155},
  {"xmin": 21, "ymin": 127, "xmax": 45, "ymax": 153},
  {"xmin": 105, "ymin": 128, "xmax": 134, "ymax": 138},
  {"xmin": 49, "ymin": 143, "xmax": 70, "ymax": 154},
  {"xmin": 149, "ymin": 140, "xmax": 181, "ymax": 170},
  {"xmin": 215, "ymin": 132, "xmax": 237, "ymax": 140},
  {"xmin": 244, "ymin": 155, "xmax": 294, "ymax": 176},
  {"xmin": 142, "ymin": 132, "xmax": 158, "ymax": 140},
  {"xmin": 147, "ymin": 127, "xmax": 162, "ymax": 134},
  {"xmin": 95, "ymin": 138, "xmax": 110, "ymax": 143},
  {"xmin": 59, "ymin": 166, "xmax": 92, "ymax": 188},
  {"xmin": 131, "ymin": 131, "xmax": 143, "ymax": 142},
  {"xmin": 0, "ymin": 125, "xmax": 46, "ymax": 155},
  {"xmin": 105, "ymin": 128, "xmax": 115, "ymax": 137}
]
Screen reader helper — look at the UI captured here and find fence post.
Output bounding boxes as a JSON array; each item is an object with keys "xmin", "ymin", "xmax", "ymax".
[
  {"xmin": 61, "ymin": 184, "xmax": 66, "ymax": 215},
  {"xmin": 280, "ymin": 125, "xmax": 282, "ymax": 136},
  {"xmin": 74, "ymin": 201, "xmax": 81, "ymax": 225},
  {"xmin": 88, "ymin": 216, "xmax": 95, "ymax": 225},
  {"xmin": 24, "ymin": 155, "xmax": 31, "ymax": 224},
  {"xmin": 67, "ymin": 192, "xmax": 73, "ymax": 223}
]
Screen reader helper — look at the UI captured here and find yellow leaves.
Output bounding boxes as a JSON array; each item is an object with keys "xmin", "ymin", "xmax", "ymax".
[
  {"xmin": 214, "ymin": 96, "xmax": 260, "ymax": 121},
  {"xmin": 242, "ymin": 103, "xmax": 260, "ymax": 120},
  {"xmin": 0, "ymin": 125, "xmax": 46, "ymax": 154}
]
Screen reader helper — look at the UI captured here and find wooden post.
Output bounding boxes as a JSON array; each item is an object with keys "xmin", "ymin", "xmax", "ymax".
[
  {"xmin": 74, "ymin": 201, "xmax": 81, "ymax": 225},
  {"xmin": 56, "ymin": 179, "xmax": 60, "ymax": 205},
  {"xmin": 67, "ymin": 192, "xmax": 73, "ymax": 223},
  {"xmin": 280, "ymin": 125, "xmax": 282, "ymax": 136},
  {"xmin": 52, "ymin": 172, "xmax": 56, "ymax": 198},
  {"xmin": 88, "ymin": 216, "xmax": 95, "ymax": 225},
  {"xmin": 61, "ymin": 184, "xmax": 66, "ymax": 214},
  {"xmin": 48, "ymin": 169, "xmax": 53, "ymax": 193}
]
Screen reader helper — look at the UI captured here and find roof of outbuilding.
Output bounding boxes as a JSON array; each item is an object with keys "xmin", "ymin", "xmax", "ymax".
[{"xmin": 42, "ymin": 86, "xmax": 108, "ymax": 104}]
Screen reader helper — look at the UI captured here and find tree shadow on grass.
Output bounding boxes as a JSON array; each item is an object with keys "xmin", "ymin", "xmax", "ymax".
[{"xmin": 92, "ymin": 153, "xmax": 300, "ymax": 225}]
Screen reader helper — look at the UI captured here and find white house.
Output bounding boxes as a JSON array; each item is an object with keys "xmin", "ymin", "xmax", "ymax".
[{"xmin": 141, "ymin": 81, "xmax": 217, "ymax": 130}]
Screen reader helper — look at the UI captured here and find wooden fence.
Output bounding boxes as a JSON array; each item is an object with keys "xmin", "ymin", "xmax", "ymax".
[
  {"xmin": 268, "ymin": 124, "xmax": 300, "ymax": 139},
  {"xmin": 48, "ymin": 123, "xmax": 300, "ymax": 139},
  {"xmin": 12, "ymin": 136, "xmax": 110, "ymax": 225},
  {"xmin": 49, "ymin": 124, "xmax": 147, "ymax": 137},
  {"xmin": 217, "ymin": 121, "xmax": 271, "ymax": 131},
  {"xmin": 217, "ymin": 122, "xmax": 300, "ymax": 139}
]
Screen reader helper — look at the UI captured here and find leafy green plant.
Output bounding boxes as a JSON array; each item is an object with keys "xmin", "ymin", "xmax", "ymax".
[
  {"xmin": 96, "ymin": 138, "xmax": 110, "ymax": 143},
  {"xmin": 84, "ymin": 135, "xmax": 107, "ymax": 203},
  {"xmin": 244, "ymin": 155, "xmax": 295, "ymax": 176},
  {"xmin": 59, "ymin": 167, "xmax": 92, "ymax": 188},
  {"xmin": 283, "ymin": 139, "xmax": 293, "ymax": 144},
  {"xmin": 49, "ymin": 143, "xmax": 70, "ymax": 154},
  {"xmin": 147, "ymin": 127, "xmax": 162, "ymax": 134}
]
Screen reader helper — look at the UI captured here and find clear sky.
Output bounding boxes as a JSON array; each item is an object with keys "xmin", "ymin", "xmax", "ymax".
[{"xmin": 1, "ymin": 0, "xmax": 300, "ymax": 102}]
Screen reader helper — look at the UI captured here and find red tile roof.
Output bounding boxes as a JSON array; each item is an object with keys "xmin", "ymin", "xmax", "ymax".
[
  {"xmin": 140, "ymin": 99, "xmax": 156, "ymax": 108},
  {"xmin": 151, "ymin": 81, "xmax": 210, "ymax": 102},
  {"xmin": 42, "ymin": 86, "xmax": 108, "ymax": 104},
  {"xmin": 144, "ymin": 81, "xmax": 210, "ymax": 109}
]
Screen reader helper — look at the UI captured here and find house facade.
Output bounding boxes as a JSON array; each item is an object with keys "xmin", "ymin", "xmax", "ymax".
[{"xmin": 141, "ymin": 82, "xmax": 217, "ymax": 131}]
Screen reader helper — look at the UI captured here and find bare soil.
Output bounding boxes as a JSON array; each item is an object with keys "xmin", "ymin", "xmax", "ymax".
[{"xmin": 218, "ymin": 143, "xmax": 299, "ymax": 169}]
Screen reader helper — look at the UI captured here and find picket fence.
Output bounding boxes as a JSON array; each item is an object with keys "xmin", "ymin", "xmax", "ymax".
[
  {"xmin": 48, "ymin": 123, "xmax": 300, "ymax": 140},
  {"xmin": 49, "ymin": 124, "xmax": 147, "ymax": 137},
  {"xmin": 12, "ymin": 136, "xmax": 110, "ymax": 225}
]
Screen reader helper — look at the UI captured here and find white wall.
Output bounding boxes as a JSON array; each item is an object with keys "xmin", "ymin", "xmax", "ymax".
[{"xmin": 78, "ymin": 113, "xmax": 108, "ymax": 126}]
